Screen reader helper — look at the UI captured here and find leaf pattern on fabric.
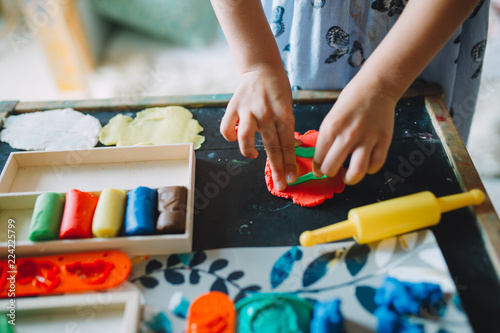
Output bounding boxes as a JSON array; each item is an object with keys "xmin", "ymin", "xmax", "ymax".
[
  {"xmin": 355, "ymin": 285, "xmax": 378, "ymax": 313},
  {"xmin": 271, "ymin": 6, "xmax": 285, "ymax": 37},
  {"xmin": 348, "ymin": 40, "xmax": 365, "ymax": 67},
  {"xmin": 371, "ymin": 0, "xmax": 407, "ymax": 17},
  {"xmin": 233, "ymin": 285, "xmax": 262, "ymax": 303},
  {"xmin": 227, "ymin": 271, "xmax": 244, "ymax": 282},
  {"xmin": 302, "ymin": 248, "xmax": 345, "ymax": 287},
  {"xmin": 270, "ymin": 246, "xmax": 303, "ymax": 289},
  {"xmin": 166, "ymin": 254, "xmax": 181, "ymax": 268},
  {"xmin": 325, "ymin": 26, "xmax": 350, "ymax": 63},
  {"xmin": 189, "ymin": 269, "xmax": 200, "ymax": 285},
  {"xmin": 312, "ymin": 0, "xmax": 326, "ymax": 8},
  {"xmin": 139, "ymin": 276, "xmax": 159, "ymax": 289},
  {"xmin": 189, "ymin": 251, "xmax": 207, "ymax": 267},
  {"xmin": 469, "ymin": 0, "xmax": 485, "ymax": 19},
  {"xmin": 164, "ymin": 270, "xmax": 185, "ymax": 285},
  {"xmin": 471, "ymin": 40, "xmax": 486, "ymax": 79},
  {"xmin": 210, "ymin": 277, "xmax": 228, "ymax": 294},
  {"xmin": 209, "ymin": 259, "xmax": 228, "ymax": 273},
  {"xmin": 345, "ymin": 243, "xmax": 370, "ymax": 276},
  {"xmin": 145, "ymin": 259, "xmax": 163, "ymax": 274},
  {"xmin": 471, "ymin": 40, "xmax": 487, "ymax": 63}
]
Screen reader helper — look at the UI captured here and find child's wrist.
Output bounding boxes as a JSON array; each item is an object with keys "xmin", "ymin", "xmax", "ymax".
[
  {"xmin": 240, "ymin": 59, "xmax": 286, "ymax": 77},
  {"xmin": 348, "ymin": 68, "xmax": 403, "ymax": 105}
]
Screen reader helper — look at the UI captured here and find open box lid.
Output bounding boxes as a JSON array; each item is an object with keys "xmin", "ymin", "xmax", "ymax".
[{"xmin": 0, "ymin": 143, "xmax": 194, "ymax": 194}]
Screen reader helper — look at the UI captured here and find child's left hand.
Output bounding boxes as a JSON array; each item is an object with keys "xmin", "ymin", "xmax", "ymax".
[{"xmin": 312, "ymin": 77, "xmax": 397, "ymax": 185}]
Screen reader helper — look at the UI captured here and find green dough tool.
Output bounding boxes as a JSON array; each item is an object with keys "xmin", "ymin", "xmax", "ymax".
[{"xmin": 289, "ymin": 146, "xmax": 327, "ymax": 185}]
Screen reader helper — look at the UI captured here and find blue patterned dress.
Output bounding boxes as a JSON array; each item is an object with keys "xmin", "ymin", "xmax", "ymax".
[{"xmin": 261, "ymin": 0, "xmax": 489, "ymax": 142}]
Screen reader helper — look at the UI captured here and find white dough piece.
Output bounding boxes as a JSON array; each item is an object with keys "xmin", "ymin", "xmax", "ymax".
[{"xmin": 0, "ymin": 108, "xmax": 102, "ymax": 151}]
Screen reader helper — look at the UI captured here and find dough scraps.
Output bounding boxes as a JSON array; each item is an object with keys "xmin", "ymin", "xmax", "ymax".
[
  {"xmin": 0, "ymin": 108, "xmax": 101, "ymax": 151},
  {"xmin": 98, "ymin": 106, "xmax": 205, "ymax": 149},
  {"xmin": 265, "ymin": 130, "xmax": 346, "ymax": 207}
]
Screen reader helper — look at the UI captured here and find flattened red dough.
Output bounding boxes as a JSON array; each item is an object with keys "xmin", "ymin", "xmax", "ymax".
[{"xmin": 265, "ymin": 130, "xmax": 346, "ymax": 207}]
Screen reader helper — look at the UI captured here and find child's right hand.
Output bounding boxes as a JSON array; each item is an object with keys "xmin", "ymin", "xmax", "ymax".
[
  {"xmin": 313, "ymin": 76, "xmax": 397, "ymax": 185},
  {"xmin": 220, "ymin": 62, "xmax": 297, "ymax": 191}
]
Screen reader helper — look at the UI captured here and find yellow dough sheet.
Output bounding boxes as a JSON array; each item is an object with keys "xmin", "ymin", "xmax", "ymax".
[{"xmin": 99, "ymin": 106, "xmax": 205, "ymax": 149}]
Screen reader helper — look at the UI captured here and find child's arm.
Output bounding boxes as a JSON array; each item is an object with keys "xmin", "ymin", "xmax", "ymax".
[
  {"xmin": 211, "ymin": 0, "xmax": 297, "ymax": 191},
  {"xmin": 313, "ymin": 0, "xmax": 482, "ymax": 185}
]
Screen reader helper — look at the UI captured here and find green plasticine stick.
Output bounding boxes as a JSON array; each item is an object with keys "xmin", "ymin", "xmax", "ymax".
[
  {"xmin": 291, "ymin": 146, "xmax": 327, "ymax": 185},
  {"xmin": 29, "ymin": 192, "xmax": 65, "ymax": 241},
  {"xmin": 294, "ymin": 146, "xmax": 315, "ymax": 158},
  {"xmin": 289, "ymin": 172, "xmax": 327, "ymax": 185}
]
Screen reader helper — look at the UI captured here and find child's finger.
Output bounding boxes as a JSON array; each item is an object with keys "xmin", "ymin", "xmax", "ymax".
[
  {"xmin": 261, "ymin": 125, "xmax": 287, "ymax": 191},
  {"xmin": 317, "ymin": 136, "xmax": 352, "ymax": 178},
  {"xmin": 220, "ymin": 108, "xmax": 239, "ymax": 142},
  {"xmin": 237, "ymin": 114, "xmax": 259, "ymax": 159},
  {"xmin": 312, "ymin": 129, "xmax": 335, "ymax": 178},
  {"xmin": 343, "ymin": 146, "xmax": 372, "ymax": 185},
  {"xmin": 276, "ymin": 119, "xmax": 297, "ymax": 184},
  {"xmin": 367, "ymin": 139, "xmax": 391, "ymax": 175}
]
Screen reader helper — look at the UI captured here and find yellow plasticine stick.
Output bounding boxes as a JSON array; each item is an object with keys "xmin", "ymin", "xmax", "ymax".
[
  {"xmin": 92, "ymin": 188, "xmax": 127, "ymax": 238},
  {"xmin": 300, "ymin": 189, "xmax": 485, "ymax": 246}
]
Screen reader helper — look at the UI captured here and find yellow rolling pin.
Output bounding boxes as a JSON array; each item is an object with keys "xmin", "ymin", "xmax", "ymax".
[{"xmin": 300, "ymin": 189, "xmax": 485, "ymax": 246}]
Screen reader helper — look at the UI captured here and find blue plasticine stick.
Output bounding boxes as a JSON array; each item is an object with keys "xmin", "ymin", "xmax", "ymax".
[{"xmin": 124, "ymin": 186, "xmax": 158, "ymax": 236}]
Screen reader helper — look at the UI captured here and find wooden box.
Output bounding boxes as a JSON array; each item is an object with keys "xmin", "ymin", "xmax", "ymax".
[{"xmin": 0, "ymin": 144, "xmax": 195, "ymax": 257}]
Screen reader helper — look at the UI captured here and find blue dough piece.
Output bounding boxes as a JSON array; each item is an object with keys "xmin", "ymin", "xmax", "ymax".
[
  {"xmin": 374, "ymin": 306, "xmax": 400, "ymax": 333},
  {"xmin": 375, "ymin": 277, "xmax": 444, "ymax": 315},
  {"xmin": 310, "ymin": 298, "xmax": 344, "ymax": 333},
  {"xmin": 374, "ymin": 306, "xmax": 425, "ymax": 333},
  {"xmin": 124, "ymin": 186, "xmax": 158, "ymax": 236},
  {"xmin": 375, "ymin": 277, "xmax": 419, "ymax": 314},
  {"xmin": 374, "ymin": 277, "xmax": 444, "ymax": 333}
]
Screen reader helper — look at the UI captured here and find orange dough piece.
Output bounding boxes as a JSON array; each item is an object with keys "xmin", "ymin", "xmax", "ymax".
[
  {"xmin": 265, "ymin": 130, "xmax": 346, "ymax": 207},
  {"xmin": 187, "ymin": 291, "xmax": 235, "ymax": 333}
]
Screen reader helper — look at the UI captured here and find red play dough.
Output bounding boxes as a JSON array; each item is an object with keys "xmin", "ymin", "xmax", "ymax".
[{"xmin": 265, "ymin": 130, "xmax": 346, "ymax": 207}]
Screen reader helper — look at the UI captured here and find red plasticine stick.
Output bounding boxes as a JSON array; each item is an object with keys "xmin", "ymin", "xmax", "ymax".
[{"xmin": 59, "ymin": 189, "xmax": 99, "ymax": 239}]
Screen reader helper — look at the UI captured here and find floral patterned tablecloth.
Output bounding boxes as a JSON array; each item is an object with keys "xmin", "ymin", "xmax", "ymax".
[{"xmin": 130, "ymin": 230, "xmax": 471, "ymax": 332}]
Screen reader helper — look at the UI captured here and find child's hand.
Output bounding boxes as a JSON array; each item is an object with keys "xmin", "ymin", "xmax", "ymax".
[
  {"xmin": 313, "ymin": 78, "xmax": 396, "ymax": 185},
  {"xmin": 220, "ymin": 63, "xmax": 297, "ymax": 191}
]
